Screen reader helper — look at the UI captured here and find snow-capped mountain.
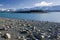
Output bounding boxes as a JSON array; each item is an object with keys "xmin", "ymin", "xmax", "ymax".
[
  {"xmin": 0, "ymin": 5, "xmax": 60, "ymax": 12},
  {"xmin": 30, "ymin": 5, "xmax": 60, "ymax": 11},
  {"xmin": 16, "ymin": 5, "xmax": 60, "ymax": 12}
]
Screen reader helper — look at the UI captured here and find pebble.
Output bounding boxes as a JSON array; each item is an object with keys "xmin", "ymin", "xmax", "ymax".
[
  {"xmin": 4, "ymin": 33, "xmax": 11, "ymax": 39},
  {"xmin": 0, "ymin": 32, "xmax": 2, "ymax": 34},
  {"xmin": 41, "ymin": 35, "xmax": 45, "ymax": 38}
]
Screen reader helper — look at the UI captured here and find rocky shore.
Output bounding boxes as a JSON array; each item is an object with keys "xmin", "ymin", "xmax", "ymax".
[{"xmin": 0, "ymin": 17, "xmax": 60, "ymax": 40}]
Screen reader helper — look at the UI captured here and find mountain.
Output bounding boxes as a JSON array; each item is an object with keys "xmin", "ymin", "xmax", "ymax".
[
  {"xmin": 16, "ymin": 5, "xmax": 60, "ymax": 12},
  {"xmin": 8, "ymin": 5, "xmax": 60, "ymax": 13},
  {"xmin": 0, "ymin": 5, "xmax": 60, "ymax": 13},
  {"xmin": 30, "ymin": 5, "xmax": 60, "ymax": 12}
]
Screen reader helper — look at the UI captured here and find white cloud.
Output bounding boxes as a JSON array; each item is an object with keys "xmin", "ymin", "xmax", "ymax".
[
  {"xmin": 0, "ymin": 4, "xmax": 3, "ymax": 6},
  {"xmin": 34, "ymin": 1, "xmax": 53, "ymax": 6}
]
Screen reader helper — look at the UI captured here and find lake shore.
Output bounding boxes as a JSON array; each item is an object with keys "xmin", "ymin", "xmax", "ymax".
[{"xmin": 0, "ymin": 17, "xmax": 60, "ymax": 40}]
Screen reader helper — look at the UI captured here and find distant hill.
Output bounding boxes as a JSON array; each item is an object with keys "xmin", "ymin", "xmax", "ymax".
[
  {"xmin": 0, "ymin": 5, "xmax": 60, "ymax": 13},
  {"xmin": 15, "ymin": 5, "xmax": 60, "ymax": 13},
  {"xmin": 30, "ymin": 5, "xmax": 60, "ymax": 12}
]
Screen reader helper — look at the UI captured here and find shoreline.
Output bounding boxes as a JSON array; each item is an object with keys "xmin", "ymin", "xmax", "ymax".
[
  {"xmin": 0, "ymin": 17, "xmax": 60, "ymax": 40},
  {"xmin": 0, "ymin": 17, "xmax": 60, "ymax": 23}
]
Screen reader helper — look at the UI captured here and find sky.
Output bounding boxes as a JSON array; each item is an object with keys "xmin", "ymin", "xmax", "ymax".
[{"xmin": 0, "ymin": 0, "xmax": 60, "ymax": 9}]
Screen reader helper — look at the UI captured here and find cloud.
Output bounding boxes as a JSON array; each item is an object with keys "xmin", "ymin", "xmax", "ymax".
[
  {"xmin": 0, "ymin": 4, "xmax": 3, "ymax": 6},
  {"xmin": 34, "ymin": 1, "xmax": 53, "ymax": 6}
]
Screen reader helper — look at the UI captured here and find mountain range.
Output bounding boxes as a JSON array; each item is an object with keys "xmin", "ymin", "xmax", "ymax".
[
  {"xmin": 30, "ymin": 5, "xmax": 60, "ymax": 11},
  {"xmin": 0, "ymin": 5, "xmax": 60, "ymax": 12},
  {"xmin": 16, "ymin": 5, "xmax": 60, "ymax": 12}
]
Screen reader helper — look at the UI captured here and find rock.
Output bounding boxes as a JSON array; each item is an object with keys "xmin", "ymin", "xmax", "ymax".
[
  {"xmin": 18, "ymin": 36, "xmax": 21, "ymax": 39},
  {"xmin": 4, "ymin": 33, "xmax": 11, "ymax": 39},
  {"xmin": 41, "ymin": 35, "xmax": 46, "ymax": 40},
  {"xmin": 19, "ymin": 36, "xmax": 26, "ymax": 40},
  {"xmin": 6, "ymin": 26, "xmax": 10, "ymax": 28},
  {"xmin": 57, "ymin": 35, "xmax": 60, "ymax": 39},
  {"xmin": 0, "ymin": 32, "xmax": 2, "ymax": 34},
  {"xmin": 23, "ymin": 24, "xmax": 26, "ymax": 26},
  {"xmin": 0, "ymin": 28, "xmax": 6, "ymax": 31},
  {"xmin": 41, "ymin": 35, "xmax": 45, "ymax": 38},
  {"xmin": 3, "ymin": 24, "xmax": 5, "ymax": 27},
  {"xmin": 48, "ymin": 35, "xmax": 50, "ymax": 38}
]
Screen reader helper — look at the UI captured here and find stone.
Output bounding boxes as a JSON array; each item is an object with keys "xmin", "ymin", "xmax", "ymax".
[
  {"xmin": 57, "ymin": 35, "xmax": 60, "ymax": 39},
  {"xmin": 41, "ymin": 35, "xmax": 45, "ymax": 38},
  {"xmin": 0, "ymin": 32, "xmax": 2, "ymax": 34},
  {"xmin": 19, "ymin": 36, "xmax": 26, "ymax": 40},
  {"xmin": 4, "ymin": 33, "xmax": 11, "ymax": 39}
]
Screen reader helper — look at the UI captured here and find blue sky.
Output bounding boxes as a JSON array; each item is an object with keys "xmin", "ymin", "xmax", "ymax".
[{"xmin": 0, "ymin": 0, "xmax": 60, "ymax": 9}]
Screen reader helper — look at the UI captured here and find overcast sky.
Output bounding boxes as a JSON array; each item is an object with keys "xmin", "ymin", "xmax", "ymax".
[{"xmin": 0, "ymin": 0, "xmax": 60, "ymax": 9}]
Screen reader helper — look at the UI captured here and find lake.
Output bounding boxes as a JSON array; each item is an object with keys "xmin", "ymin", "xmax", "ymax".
[{"xmin": 0, "ymin": 12, "xmax": 60, "ymax": 22}]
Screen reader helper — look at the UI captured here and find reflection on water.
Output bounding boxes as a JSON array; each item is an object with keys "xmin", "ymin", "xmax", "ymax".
[{"xmin": 0, "ymin": 12, "xmax": 60, "ymax": 22}]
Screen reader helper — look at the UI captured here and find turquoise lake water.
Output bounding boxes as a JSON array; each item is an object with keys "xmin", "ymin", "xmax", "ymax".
[{"xmin": 0, "ymin": 12, "xmax": 60, "ymax": 22}]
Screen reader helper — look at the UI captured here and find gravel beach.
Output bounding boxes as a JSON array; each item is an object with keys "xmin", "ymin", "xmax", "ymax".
[{"xmin": 0, "ymin": 17, "xmax": 60, "ymax": 40}]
